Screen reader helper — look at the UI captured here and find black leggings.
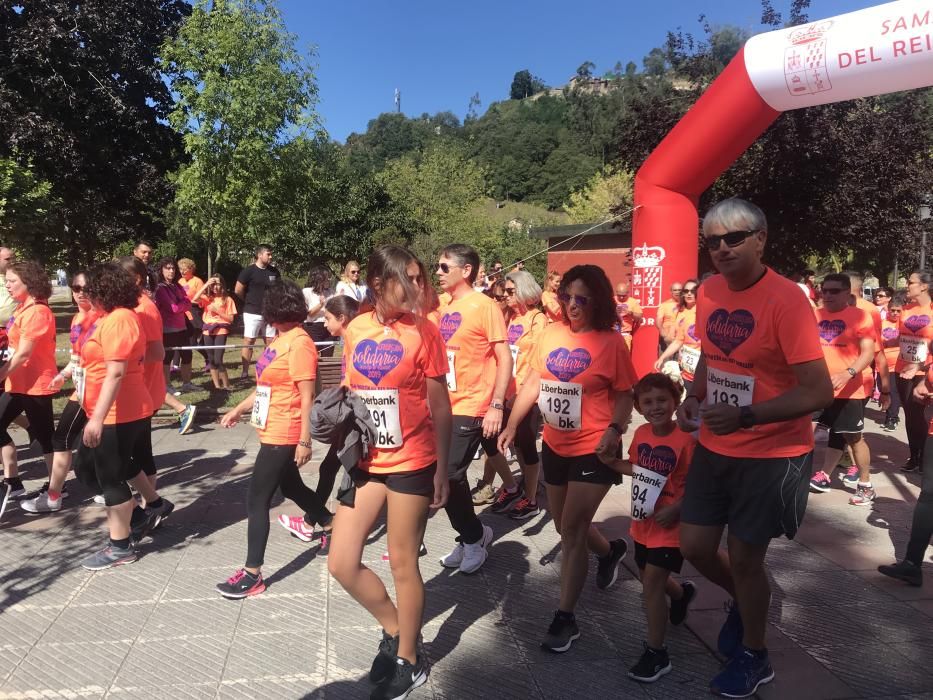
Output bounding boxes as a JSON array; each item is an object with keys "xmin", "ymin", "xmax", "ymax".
[
  {"xmin": 513, "ymin": 405, "xmax": 540, "ymax": 466},
  {"xmin": 202, "ymin": 333, "xmax": 229, "ymax": 367},
  {"xmin": 303, "ymin": 444, "xmax": 340, "ymax": 526},
  {"xmin": 246, "ymin": 443, "xmax": 334, "ymax": 567},
  {"xmin": 163, "ymin": 330, "xmax": 191, "ymax": 365},
  {"xmin": 897, "ymin": 375, "xmax": 928, "ymax": 463},
  {"xmin": 907, "ymin": 435, "xmax": 933, "ymax": 564},
  {"xmin": 0, "ymin": 392, "xmax": 54, "ymax": 453},
  {"xmin": 52, "ymin": 399, "xmax": 87, "ymax": 452}
]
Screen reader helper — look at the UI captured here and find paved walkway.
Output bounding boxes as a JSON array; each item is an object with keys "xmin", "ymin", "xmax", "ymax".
[{"xmin": 1, "ymin": 406, "xmax": 931, "ymax": 699}]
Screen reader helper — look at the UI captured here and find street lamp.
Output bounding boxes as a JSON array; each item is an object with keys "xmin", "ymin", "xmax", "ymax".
[{"xmin": 922, "ymin": 203, "xmax": 932, "ymax": 270}]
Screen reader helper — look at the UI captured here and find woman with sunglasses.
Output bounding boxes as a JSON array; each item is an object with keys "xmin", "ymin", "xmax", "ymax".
[
  {"xmin": 499, "ymin": 264, "xmax": 636, "ymax": 653},
  {"xmin": 653, "ymin": 280, "xmax": 700, "ymax": 393},
  {"xmin": 880, "ymin": 294, "xmax": 905, "ymax": 431},
  {"xmin": 874, "ymin": 286, "xmax": 894, "ymax": 321},
  {"xmin": 896, "ymin": 272, "xmax": 933, "ymax": 472},
  {"xmin": 336, "ymin": 260, "xmax": 367, "ymax": 303}
]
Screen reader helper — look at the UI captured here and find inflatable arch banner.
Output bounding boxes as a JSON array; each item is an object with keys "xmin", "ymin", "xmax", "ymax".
[{"xmin": 630, "ymin": 0, "xmax": 933, "ymax": 374}]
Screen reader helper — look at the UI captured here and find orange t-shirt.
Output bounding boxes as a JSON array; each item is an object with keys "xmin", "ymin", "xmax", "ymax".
[
  {"xmin": 697, "ymin": 268, "xmax": 825, "ymax": 458},
  {"xmin": 135, "ymin": 294, "xmax": 165, "ymax": 408},
  {"xmin": 541, "ymin": 290, "xmax": 563, "ymax": 324},
  {"xmin": 343, "ymin": 312, "xmax": 448, "ymax": 474},
  {"xmin": 881, "ymin": 318, "xmax": 899, "ymax": 372},
  {"xmin": 615, "ymin": 295, "xmax": 642, "ymax": 335},
  {"xmin": 439, "ymin": 291, "xmax": 507, "ymax": 417},
  {"xmin": 80, "ymin": 308, "xmax": 152, "ymax": 424},
  {"xmin": 254, "ymin": 326, "xmax": 318, "ymax": 445},
  {"xmin": 656, "ymin": 298, "xmax": 679, "ymax": 340},
  {"xmin": 814, "ymin": 305, "xmax": 875, "ymax": 399},
  {"xmin": 506, "ymin": 308, "xmax": 548, "ymax": 398},
  {"xmin": 674, "ymin": 306, "xmax": 701, "ymax": 381},
  {"xmin": 68, "ymin": 308, "xmax": 99, "ymax": 402},
  {"xmin": 855, "ymin": 296, "xmax": 882, "ymax": 347},
  {"xmin": 179, "ymin": 275, "xmax": 204, "ymax": 321},
  {"xmin": 438, "ymin": 292, "xmax": 452, "ymax": 307},
  {"xmin": 5, "ymin": 299, "xmax": 58, "ymax": 395},
  {"xmin": 531, "ymin": 322, "xmax": 637, "ymax": 457},
  {"xmin": 202, "ymin": 295, "xmax": 237, "ymax": 334},
  {"xmin": 627, "ymin": 424, "xmax": 694, "ymax": 549},
  {"xmin": 896, "ymin": 302, "xmax": 933, "ymax": 372}
]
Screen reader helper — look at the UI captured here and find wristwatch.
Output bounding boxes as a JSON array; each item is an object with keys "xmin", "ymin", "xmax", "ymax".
[
  {"xmin": 739, "ymin": 406, "xmax": 756, "ymax": 429},
  {"xmin": 489, "ymin": 400, "xmax": 505, "ymax": 410},
  {"xmin": 608, "ymin": 422, "xmax": 623, "ymax": 434},
  {"xmin": 846, "ymin": 367, "xmax": 857, "ymax": 377}
]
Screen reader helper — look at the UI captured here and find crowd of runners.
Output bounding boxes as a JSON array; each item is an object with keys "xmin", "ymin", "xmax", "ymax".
[{"xmin": 0, "ymin": 196, "xmax": 931, "ymax": 699}]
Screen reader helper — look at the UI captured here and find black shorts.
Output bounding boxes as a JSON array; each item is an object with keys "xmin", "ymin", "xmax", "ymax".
[
  {"xmin": 681, "ymin": 443, "xmax": 811, "ymax": 545},
  {"xmin": 0, "ymin": 392, "xmax": 54, "ymax": 452},
  {"xmin": 634, "ymin": 542, "xmax": 684, "ymax": 573},
  {"xmin": 816, "ymin": 398, "xmax": 865, "ymax": 434},
  {"xmin": 352, "ymin": 463, "xmax": 436, "ymax": 497},
  {"xmin": 52, "ymin": 400, "xmax": 88, "ymax": 452},
  {"xmin": 447, "ymin": 415, "xmax": 499, "ymax": 480},
  {"xmin": 73, "ymin": 418, "xmax": 149, "ymax": 506},
  {"xmin": 541, "ymin": 442, "xmax": 621, "ymax": 487},
  {"xmin": 128, "ymin": 415, "xmax": 156, "ymax": 476},
  {"xmin": 505, "ymin": 404, "xmax": 540, "ymax": 465}
]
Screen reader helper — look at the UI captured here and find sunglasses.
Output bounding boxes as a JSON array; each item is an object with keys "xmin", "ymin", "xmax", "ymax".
[
  {"xmin": 704, "ymin": 229, "xmax": 759, "ymax": 250},
  {"xmin": 682, "ymin": 288, "xmax": 698, "ymax": 294},
  {"xmin": 436, "ymin": 262, "xmax": 460, "ymax": 274},
  {"xmin": 71, "ymin": 284, "xmax": 85, "ymax": 293},
  {"xmin": 349, "ymin": 270, "xmax": 359, "ymax": 275},
  {"xmin": 494, "ymin": 294, "xmax": 507, "ymax": 302},
  {"xmin": 558, "ymin": 292, "xmax": 590, "ymax": 306}
]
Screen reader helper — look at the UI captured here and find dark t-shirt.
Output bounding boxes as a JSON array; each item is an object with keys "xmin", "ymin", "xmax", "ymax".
[{"xmin": 237, "ymin": 264, "xmax": 279, "ymax": 314}]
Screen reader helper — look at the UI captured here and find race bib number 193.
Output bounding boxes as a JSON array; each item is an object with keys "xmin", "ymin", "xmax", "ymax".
[
  {"xmin": 538, "ymin": 379, "xmax": 582, "ymax": 431},
  {"xmin": 706, "ymin": 367, "xmax": 754, "ymax": 407}
]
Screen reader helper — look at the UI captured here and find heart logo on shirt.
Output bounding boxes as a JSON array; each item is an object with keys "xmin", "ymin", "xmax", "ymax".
[
  {"xmin": 905, "ymin": 314, "xmax": 930, "ymax": 334},
  {"xmin": 818, "ymin": 319, "xmax": 846, "ymax": 343},
  {"xmin": 545, "ymin": 347, "xmax": 592, "ymax": 382},
  {"xmin": 636, "ymin": 444, "xmax": 678, "ymax": 477},
  {"xmin": 352, "ymin": 339, "xmax": 404, "ymax": 385},
  {"xmin": 706, "ymin": 309, "xmax": 754, "ymax": 357},
  {"xmin": 687, "ymin": 324, "xmax": 699, "ymax": 342},
  {"xmin": 439, "ymin": 312, "xmax": 462, "ymax": 343},
  {"xmin": 70, "ymin": 323, "xmax": 83, "ymax": 345},
  {"xmin": 255, "ymin": 347, "xmax": 277, "ymax": 379},
  {"xmin": 882, "ymin": 326, "xmax": 898, "ymax": 341},
  {"xmin": 507, "ymin": 324, "xmax": 524, "ymax": 345}
]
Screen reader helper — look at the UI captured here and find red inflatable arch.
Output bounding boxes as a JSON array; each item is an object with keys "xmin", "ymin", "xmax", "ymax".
[{"xmin": 630, "ymin": 0, "xmax": 933, "ymax": 374}]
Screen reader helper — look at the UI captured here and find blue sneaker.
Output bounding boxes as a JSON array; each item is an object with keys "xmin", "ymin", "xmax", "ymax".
[
  {"xmin": 717, "ymin": 599, "xmax": 744, "ymax": 658},
  {"xmin": 710, "ymin": 647, "xmax": 774, "ymax": 697},
  {"xmin": 178, "ymin": 404, "xmax": 197, "ymax": 435}
]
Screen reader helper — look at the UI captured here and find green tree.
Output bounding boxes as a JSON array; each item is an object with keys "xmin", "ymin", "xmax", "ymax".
[
  {"xmin": 161, "ymin": 0, "xmax": 318, "ymax": 275},
  {"xmin": 564, "ymin": 167, "xmax": 635, "ymax": 223},
  {"xmin": 576, "ymin": 61, "xmax": 596, "ymax": 80},
  {"xmin": 510, "ymin": 70, "xmax": 547, "ymax": 100}
]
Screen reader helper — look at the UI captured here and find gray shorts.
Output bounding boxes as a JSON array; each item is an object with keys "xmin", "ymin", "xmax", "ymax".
[{"xmin": 681, "ymin": 443, "xmax": 811, "ymax": 545}]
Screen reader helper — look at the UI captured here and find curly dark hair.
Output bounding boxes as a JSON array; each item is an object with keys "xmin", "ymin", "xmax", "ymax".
[
  {"xmin": 156, "ymin": 256, "xmax": 182, "ymax": 288},
  {"xmin": 85, "ymin": 262, "xmax": 139, "ymax": 312},
  {"xmin": 8, "ymin": 261, "xmax": 53, "ymax": 301},
  {"xmin": 305, "ymin": 265, "xmax": 333, "ymax": 295},
  {"xmin": 118, "ymin": 256, "xmax": 149, "ymax": 291},
  {"xmin": 262, "ymin": 280, "xmax": 308, "ymax": 325},
  {"xmin": 558, "ymin": 264, "xmax": 617, "ymax": 331},
  {"xmin": 634, "ymin": 372, "xmax": 682, "ymax": 410}
]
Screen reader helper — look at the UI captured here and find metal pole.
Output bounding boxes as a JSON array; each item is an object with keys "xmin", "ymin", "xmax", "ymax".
[{"xmin": 923, "ymin": 230, "xmax": 928, "ymax": 270}]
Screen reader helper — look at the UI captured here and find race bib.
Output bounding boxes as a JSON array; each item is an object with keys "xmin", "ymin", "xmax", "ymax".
[
  {"xmin": 445, "ymin": 350, "xmax": 457, "ymax": 392},
  {"xmin": 630, "ymin": 466, "xmax": 669, "ymax": 521},
  {"xmin": 538, "ymin": 379, "xmax": 582, "ymax": 432},
  {"xmin": 357, "ymin": 388, "xmax": 403, "ymax": 449},
  {"xmin": 899, "ymin": 335, "xmax": 929, "ymax": 364},
  {"xmin": 679, "ymin": 345, "xmax": 700, "ymax": 375},
  {"xmin": 509, "ymin": 344, "xmax": 519, "ymax": 377},
  {"xmin": 706, "ymin": 367, "xmax": 754, "ymax": 407},
  {"xmin": 73, "ymin": 366, "xmax": 87, "ymax": 407},
  {"xmin": 250, "ymin": 384, "xmax": 271, "ymax": 429}
]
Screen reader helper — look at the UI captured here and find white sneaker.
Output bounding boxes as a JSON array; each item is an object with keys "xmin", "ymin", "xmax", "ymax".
[
  {"xmin": 20, "ymin": 492, "xmax": 62, "ymax": 514},
  {"xmin": 459, "ymin": 525, "xmax": 494, "ymax": 574},
  {"xmin": 440, "ymin": 542, "xmax": 465, "ymax": 568},
  {"xmin": 93, "ymin": 494, "xmax": 106, "ymax": 505}
]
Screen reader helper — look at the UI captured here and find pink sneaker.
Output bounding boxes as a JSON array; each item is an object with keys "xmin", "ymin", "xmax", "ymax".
[
  {"xmin": 277, "ymin": 514, "xmax": 315, "ymax": 542},
  {"xmin": 841, "ymin": 466, "xmax": 859, "ymax": 486}
]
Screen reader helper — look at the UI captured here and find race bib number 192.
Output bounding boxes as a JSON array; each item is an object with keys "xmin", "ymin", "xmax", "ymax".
[{"xmin": 538, "ymin": 380, "xmax": 582, "ymax": 431}]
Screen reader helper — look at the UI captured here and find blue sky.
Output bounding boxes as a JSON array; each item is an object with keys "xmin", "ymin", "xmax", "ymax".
[{"xmin": 279, "ymin": 0, "xmax": 882, "ymax": 142}]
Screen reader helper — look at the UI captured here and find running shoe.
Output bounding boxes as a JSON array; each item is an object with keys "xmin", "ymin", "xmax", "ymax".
[
  {"xmin": 27, "ymin": 481, "xmax": 69, "ymax": 500},
  {"xmin": 877, "ymin": 559, "xmax": 923, "ymax": 587},
  {"xmin": 178, "ymin": 404, "xmax": 197, "ymax": 435},
  {"xmin": 318, "ymin": 530, "xmax": 330, "ymax": 556},
  {"xmin": 130, "ymin": 507, "xmax": 160, "ymax": 543},
  {"xmin": 81, "ymin": 544, "xmax": 137, "ymax": 571},
  {"xmin": 840, "ymin": 466, "xmax": 859, "ymax": 486},
  {"xmin": 628, "ymin": 643, "xmax": 672, "ymax": 683},
  {"xmin": 459, "ymin": 525, "xmax": 493, "ymax": 574},
  {"xmin": 471, "ymin": 481, "xmax": 495, "ymax": 506},
  {"xmin": 848, "ymin": 484, "xmax": 876, "ymax": 506},
  {"xmin": 669, "ymin": 580, "xmax": 696, "ymax": 626},
  {"xmin": 902, "ymin": 458, "xmax": 920, "ymax": 473},
  {"xmin": 883, "ymin": 419, "xmax": 899, "ymax": 432},
  {"xmin": 489, "ymin": 486, "xmax": 521, "ymax": 513},
  {"xmin": 509, "ymin": 497, "xmax": 540, "ymax": 520},
  {"xmin": 0, "ymin": 477, "xmax": 25, "ymax": 500},
  {"xmin": 179, "ymin": 382, "xmax": 199, "ymax": 393},
  {"xmin": 596, "ymin": 538, "xmax": 628, "ymax": 590},
  {"xmin": 541, "ymin": 611, "xmax": 580, "ymax": 653},
  {"xmin": 710, "ymin": 647, "xmax": 774, "ymax": 697},
  {"xmin": 278, "ymin": 514, "xmax": 316, "ymax": 542},
  {"xmin": 20, "ymin": 491, "xmax": 62, "ymax": 514},
  {"xmin": 809, "ymin": 471, "xmax": 831, "ymax": 493},
  {"xmin": 371, "ymin": 655, "xmax": 428, "ymax": 700},
  {"xmin": 717, "ymin": 599, "xmax": 744, "ymax": 658},
  {"xmin": 147, "ymin": 498, "xmax": 175, "ymax": 530},
  {"xmin": 92, "ymin": 494, "xmax": 106, "ymax": 505},
  {"xmin": 216, "ymin": 568, "xmax": 265, "ymax": 599},
  {"xmin": 439, "ymin": 542, "xmax": 465, "ymax": 569},
  {"xmin": 369, "ymin": 630, "xmax": 400, "ymax": 684},
  {"xmin": 0, "ymin": 482, "xmax": 11, "ymax": 522}
]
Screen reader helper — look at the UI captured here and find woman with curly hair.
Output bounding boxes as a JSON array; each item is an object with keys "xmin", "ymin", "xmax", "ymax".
[
  {"xmin": 0, "ymin": 261, "xmax": 58, "ymax": 502},
  {"xmin": 499, "ymin": 264, "xmax": 637, "ymax": 653},
  {"xmin": 216, "ymin": 280, "xmax": 331, "ymax": 598},
  {"xmin": 303, "ymin": 264, "xmax": 335, "ymax": 357}
]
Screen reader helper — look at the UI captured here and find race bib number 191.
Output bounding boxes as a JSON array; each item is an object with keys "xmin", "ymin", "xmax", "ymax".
[
  {"xmin": 538, "ymin": 380, "xmax": 582, "ymax": 431},
  {"xmin": 706, "ymin": 367, "xmax": 754, "ymax": 407},
  {"xmin": 356, "ymin": 388, "xmax": 403, "ymax": 449}
]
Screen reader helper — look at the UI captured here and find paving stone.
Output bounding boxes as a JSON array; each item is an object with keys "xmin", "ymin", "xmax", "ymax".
[
  {"xmin": 113, "ymin": 635, "xmax": 229, "ymax": 688},
  {"xmin": 224, "ymin": 631, "xmax": 326, "ymax": 681},
  {"xmin": 216, "ymin": 676, "xmax": 326, "ymax": 699},
  {"xmin": 3, "ymin": 640, "xmax": 130, "ymax": 695},
  {"xmin": 0, "ymin": 608, "xmax": 62, "ymax": 648},
  {"xmin": 139, "ymin": 598, "xmax": 241, "ymax": 641},
  {"xmin": 108, "ymin": 682, "xmax": 218, "ymax": 698},
  {"xmin": 38, "ymin": 602, "xmax": 153, "ymax": 645}
]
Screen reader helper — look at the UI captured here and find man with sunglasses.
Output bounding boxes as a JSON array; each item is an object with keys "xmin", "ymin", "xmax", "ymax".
[
  {"xmin": 614, "ymin": 281, "xmax": 642, "ymax": 350},
  {"xmin": 676, "ymin": 198, "xmax": 832, "ymax": 698},
  {"xmin": 435, "ymin": 244, "xmax": 513, "ymax": 574},
  {"xmin": 656, "ymin": 282, "xmax": 683, "ymax": 349}
]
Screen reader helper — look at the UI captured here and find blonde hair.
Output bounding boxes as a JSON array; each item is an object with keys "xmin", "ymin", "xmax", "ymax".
[
  {"xmin": 178, "ymin": 258, "xmax": 196, "ymax": 274},
  {"xmin": 342, "ymin": 260, "xmax": 361, "ymax": 284}
]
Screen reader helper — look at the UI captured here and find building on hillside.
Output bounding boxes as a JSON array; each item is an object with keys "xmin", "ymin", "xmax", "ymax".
[{"xmin": 529, "ymin": 221, "xmax": 632, "ymax": 288}]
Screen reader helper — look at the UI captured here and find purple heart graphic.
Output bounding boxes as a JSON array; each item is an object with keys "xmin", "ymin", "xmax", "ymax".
[
  {"xmin": 507, "ymin": 323, "xmax": 524, "ymax": 345},
  {"xmin": 69, "ymin": 323, "xmax": 83, "ymax": 345},
  {"xmin": 352, "ymin": 339, "xmax": 404, "ymax": 385},
  {"xmin": 255, "ymin": 347, "xmax": 277, "ymax": 379},
  {"xmin": 905, "ymin": 314, "xmax": 930, "ymax": 334},
  {"xmin": 687, "ymin": 324, "xmax": 699, "ymax": 343},
  {"xmin": 882, "ymin": 326, "xmax": 898, "ymax": 341},
  {"xmin": 545, "ymin": 347, "xmax": 592, "ymax": 382},
  {"xmin": 818, "ymin": 319, "xmax": 846, "ymax": 343},
  {"xmin": 706, "ymin": 309, "xmax": 755, "ymax": 356},
  {"xmin": 636, "ymin": 444, "xmax": 678, "ymax": 477},
  {"xmin": 439, "ymin": 312, "xmax": 462, "ymax": 343}
]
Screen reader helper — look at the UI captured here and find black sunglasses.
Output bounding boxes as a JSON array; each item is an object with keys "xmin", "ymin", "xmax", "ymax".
[
  {"xmin": 558, "ymin": 292, "xmax": 590, "ymax": 306},
  {"xmin": 682, "ymin": 288, "xmax": 698, "ymax": 294},
  {"xmin": 71, "ymin": 284, "xmax": 85, "ymax": 293},
  {"xmin": 436, "ymin": 262, "xmax": 460, "ymax": 274},
  {"xmin": 704, "ymin": 230, "xmax": 759, "ymax": 250}
]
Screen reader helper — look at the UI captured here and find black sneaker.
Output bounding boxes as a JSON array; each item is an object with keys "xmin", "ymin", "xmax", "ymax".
[
  {"xmin": 878, "ymin": 560, "xmax": 923, "ymax": 587},
  {"xmin": 371, "ymin": 655, "xmax": 427, "ymax": 700},
  {"xmin": 541, "ymin": 611, "xmax": 580, "ymax": 653},
  {"xmin": 902, "ymin": 458, "xmax": 920, "ymax": 473},
  {"xmin": 596, "ymin": 539, "xmax": 628, "ymax": 590},
  {"xmin": 883, "ymin": 419, "xmax": 898, "ymax": 432},
  {"xmin": 0, "ymin": 477, "xmax": 25, "ymax": 500},
  {"xmin": 130, "ymin": 506, "xmax": 160, "ymax": 543},
  {"xmin": 147, "ymin": 498, "xmax": 175, "ymax": 531},
  {"xmin": 490, "ymin": 486, "xmax": 522, "ymax": 513},
  {"xmin": 508, "ymin": 496, "xmax": 541, "ymax": 520},
  {"xmin": 628, "ymin": 643, "xmax": 672, "ymax": 683},
  {"xmin": 669, "ymin": 580, "xmax": 696, "ymax": 626},
  {"xmin": 216, "ymin": 568, "xmax": 266, "ymax": 599},
  {"xmin": 369, "ymin": 630, "xmax": 399, "ymax": 684}
]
